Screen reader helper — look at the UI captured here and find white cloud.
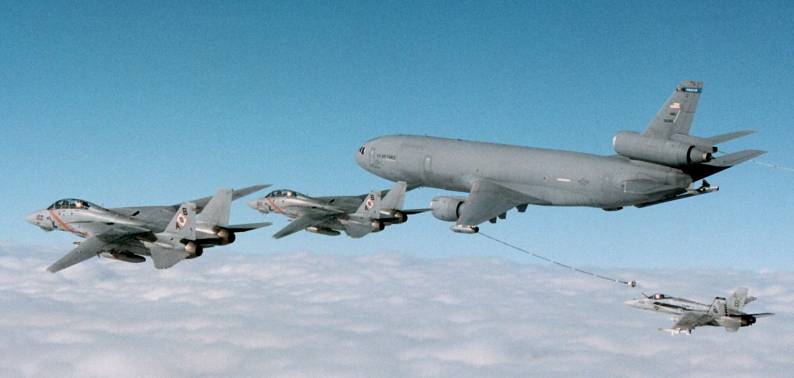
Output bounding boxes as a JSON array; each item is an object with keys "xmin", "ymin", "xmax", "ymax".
[{"xmin": 0, "ymin": 244, "xmax": 792, "ymax": 377}]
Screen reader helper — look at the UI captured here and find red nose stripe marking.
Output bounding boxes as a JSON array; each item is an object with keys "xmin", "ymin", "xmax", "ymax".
[
  {"xmin": 48, "ymin": 209, "xmax": 87, "ymax": 237},
  {"xmin": 266, "ymin": 198, "xmax": 285, "ymax": 214}
]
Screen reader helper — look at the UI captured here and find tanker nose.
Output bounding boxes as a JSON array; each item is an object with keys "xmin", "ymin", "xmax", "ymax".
[
  {"xmin": 355, "ymin": 144, "xmax": 367, "ymax": 169},
  {"xmin": 247, "ymin": 199, "xmax": 269, "ymax": 213},
  {"xmin": 25, "ymin": 211, "xmax": 39, "ymax": 225}
]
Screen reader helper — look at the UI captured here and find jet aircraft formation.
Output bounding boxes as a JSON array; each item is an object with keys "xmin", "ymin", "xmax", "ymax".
[{"xmin": 26, "ymin": 80, "xmax": 773, "ymax": 334}]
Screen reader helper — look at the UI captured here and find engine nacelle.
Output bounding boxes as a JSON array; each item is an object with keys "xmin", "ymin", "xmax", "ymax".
[
  {"xmin": 216, "ymin": 228, "xmax": 236, "ymax": 245},
  {"xmin": 430, "ymin": 196, "xmax": 467, "ymax": 222},
  {"xmin": 613, "ymin": 131, "xmax": 712, "ymax": 167},
  {"xmin": 184, "ymin": 241, "xmax": 204, "ymax": 258}
]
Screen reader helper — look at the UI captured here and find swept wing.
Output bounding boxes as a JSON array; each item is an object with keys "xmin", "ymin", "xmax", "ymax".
[
  {"xmin": 46, "ymin": 229, "xmax": 146, "ymax": 273},
  {"xmin": 667, "ymin": 312, "xmax": 714, "ymax": 333},
  {"xmin": 456, "ymin": 180, "xmax": 530, "ymax": 229},
  {"xmin": 273, "ymin": 212, "xmax": 336, "ymax": 239}
]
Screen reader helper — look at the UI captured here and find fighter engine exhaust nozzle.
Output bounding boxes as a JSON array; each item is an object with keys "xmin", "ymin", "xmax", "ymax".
[{"xmin": 184, "ymin": 241, "xmax": 203, "ymax": 257}]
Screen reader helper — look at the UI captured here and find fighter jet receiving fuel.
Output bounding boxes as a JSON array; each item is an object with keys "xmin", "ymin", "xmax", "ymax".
[
  {"xmin": 25, "ymin": 185, "xmax": 271, "ymax": 272},
  {"xmin": 624, "ymin": 288, "xmax": 774, "ymax": 335},
  {"xmin": 356, "ymin": 81, "xmax": 765, "ymax": 233},
  {"xmin": 248, "ymin": 181, "xmax": 428, "ymax": 239}
]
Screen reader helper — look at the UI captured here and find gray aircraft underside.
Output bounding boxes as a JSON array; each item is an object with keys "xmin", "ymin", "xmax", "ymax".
[
  {"xmin": 355, "ymin": 80, "xmax": 765, "ymax": 233},
  {"xmin": 25, "ymin": 185, "xmax": 271, "ymax": 272},
  {"xmin": 248, "ymin": 181, "xmax": 429, "ymax": 239},
  {"xmin": 624, "ymin": 288, "xmax": 774, "ymax": 334}
]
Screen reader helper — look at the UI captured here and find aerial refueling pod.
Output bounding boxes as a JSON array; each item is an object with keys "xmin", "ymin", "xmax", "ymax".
[
  {"xmin": 430, "ymin": 196, "xmax": 467, "ymax": 222},
  {"xmin": 613, "ymin": 131, "xmax": 712, "ymax": 167}
]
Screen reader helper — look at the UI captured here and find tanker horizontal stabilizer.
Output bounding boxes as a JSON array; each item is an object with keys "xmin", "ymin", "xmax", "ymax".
[
  {"xmin": 707, "ymin": 130, "xmax": 755, "ymax": 145},
  {"xmin": 706, "ymin": 150, "xmax": 766, "ymax": 167}
]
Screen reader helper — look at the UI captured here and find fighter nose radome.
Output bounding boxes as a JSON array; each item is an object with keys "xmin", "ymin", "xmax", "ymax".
[
  {"xmin": 247, "ymin": 199, "xmax": 261, "ymax": 210},
  {"xmin": 25, "ymin": 212, "xmax": 39, "ymax": 225}
]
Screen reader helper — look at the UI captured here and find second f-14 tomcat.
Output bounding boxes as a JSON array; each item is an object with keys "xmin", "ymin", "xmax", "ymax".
[
  {"xmin": 356, "ymin": 80, "xmax": 765, "ymax": 233},
  {"xmin": 25, "ymin": 185, "xmax": 271, "ymax": 272},
  {"xmin": 248, "ymin": 181, "xmax": 428, "ymax": 239},
  {"xmin": 624, "ymin": 288, "xmax": 774, "ymax": 335}
]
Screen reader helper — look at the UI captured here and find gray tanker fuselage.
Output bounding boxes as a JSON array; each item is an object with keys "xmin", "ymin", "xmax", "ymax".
[
  {"xmin": 358, "ymin": 135, "xmax": 690, "ymax": 209},
  {"xmin": 355, "ymin": 81, "xmax": 763, "ymax": 233}
]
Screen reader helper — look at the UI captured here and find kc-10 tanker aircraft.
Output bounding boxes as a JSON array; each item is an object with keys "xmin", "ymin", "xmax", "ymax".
[
  {"xmin": 25, "ymin": 185, "xmax": 270, "ymax": 272},
  {"xmin": 624, "ymin": 288, "xmax": 773, "ymax": 335},
  {"xmin": 356, "ymin": 80, "xmax": 765, "ymax": 233},
  {"xmin": 248, "ymin": 181, "xmax": 428, "ymax": 239}
]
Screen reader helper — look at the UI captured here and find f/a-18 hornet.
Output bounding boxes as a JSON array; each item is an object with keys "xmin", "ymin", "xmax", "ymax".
[
  {"xmin": 356, "ymin": 80, "xmax": 765, "ymax": 233},
  {"xmin": 25, "ymin": 185, "xmax": 270, "ymax": 272},
  {"xmin": 625, "ymin": 288, "xmax": 774, "ymax": 335},
  {"xmin": 248, "ymin": 181, "xmax": 428, "ymax": 239}
]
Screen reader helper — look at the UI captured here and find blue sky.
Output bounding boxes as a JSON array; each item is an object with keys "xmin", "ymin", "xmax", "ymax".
[{"xmin": 1, "ymin": 1, "xmax": 792, "ymax": 269}]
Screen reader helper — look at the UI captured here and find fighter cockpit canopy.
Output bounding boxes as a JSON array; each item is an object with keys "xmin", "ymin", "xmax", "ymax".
[
  {"xmin": 47, "ymin": 199, "xmax": 101, "ymax": 210},
  {"xmin": 265, "ymin": 190, "xmax": 306, "ymax": 199},
  {"xmin": 650, "ymin": 293, "xmax": 667, "ymax": 300}
]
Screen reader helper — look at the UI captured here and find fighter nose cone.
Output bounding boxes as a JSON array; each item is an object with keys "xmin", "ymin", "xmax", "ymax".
[
  {"xmin": 25, "ymin": 212, "xmax": 39, "ymax": 225},
  {"xmin": 624, "ymin": 299, "xmax": 640, "ymax": 307},
  {"xmin": 248, "ymin": 199, "xmax": 268, "ymax": 213}
]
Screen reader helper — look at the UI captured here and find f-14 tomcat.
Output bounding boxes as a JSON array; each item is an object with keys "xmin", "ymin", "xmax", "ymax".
[
  {"xmin": 624, "ymin": 288, "xmax": 774, "ymax": 335},
  {"xmin": 248, "ymin": 181, "xmax": 428, "ymax": 239},
  {"xmin": 356, "ymin": 80, "xmax": 765, "ymax": 233},
  {"xmin": 25, "ymin": 186, "xmax": 270, "ymax": 272}
]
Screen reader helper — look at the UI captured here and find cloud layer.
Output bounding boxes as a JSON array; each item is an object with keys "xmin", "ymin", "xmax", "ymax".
[{"xmin": 0, "ymin": 244, "xmax": 792, "ymax": 377}]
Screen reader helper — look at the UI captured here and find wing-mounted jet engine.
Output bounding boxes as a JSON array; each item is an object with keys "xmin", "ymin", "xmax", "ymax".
[{"xmin": 430, "ymin": 196, "xmax": 467, "ymax": 223}]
